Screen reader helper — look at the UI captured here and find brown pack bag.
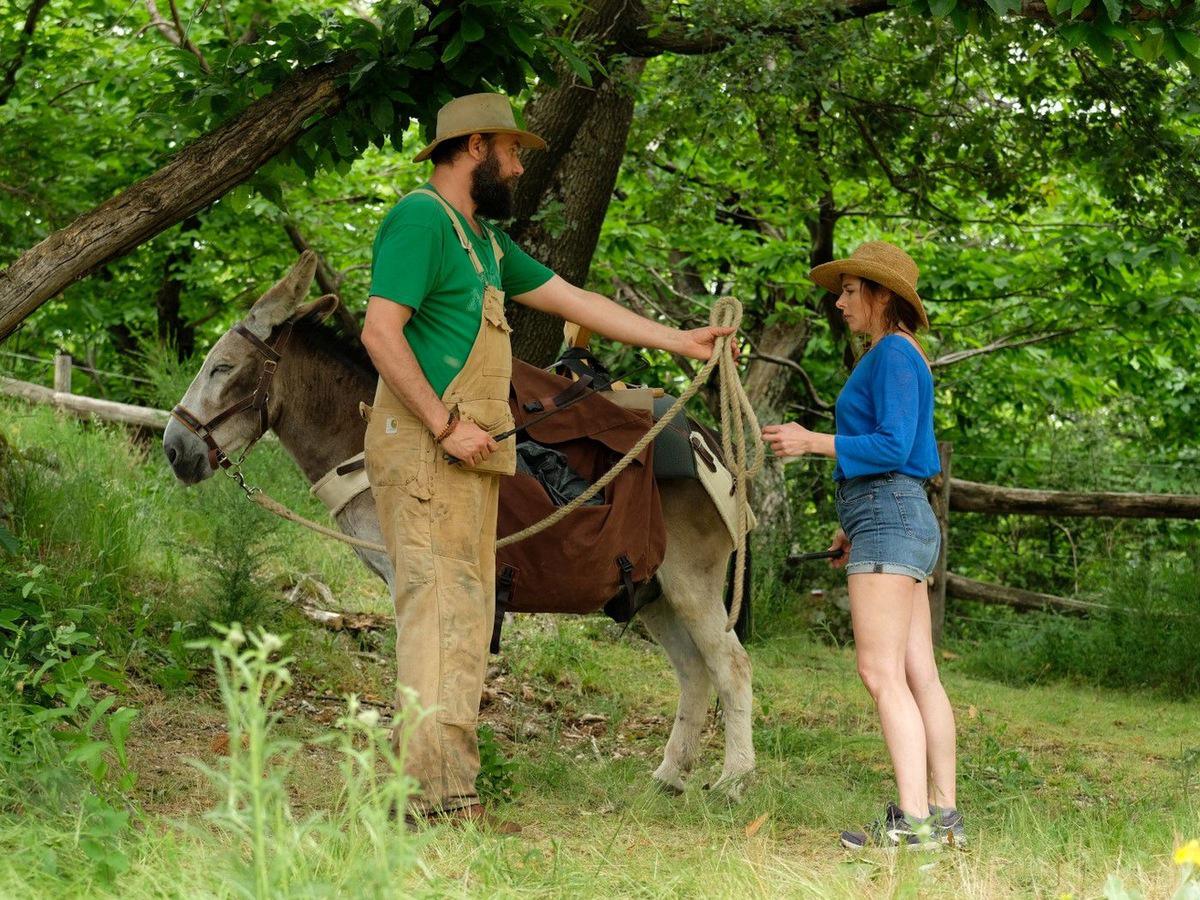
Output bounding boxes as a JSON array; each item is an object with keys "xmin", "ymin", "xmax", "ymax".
[{"xmin": 494, "ymin": 359, "xmax": 666, "ymax": 633}]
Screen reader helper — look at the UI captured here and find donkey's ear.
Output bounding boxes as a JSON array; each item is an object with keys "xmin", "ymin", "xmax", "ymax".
[
  {"xmin": 244, "ymin": 251, "xmax": 319, "ymax": 337},
  {"xmin": 293, "ymin": 293, "xmax": 339, "ymax": 324}
]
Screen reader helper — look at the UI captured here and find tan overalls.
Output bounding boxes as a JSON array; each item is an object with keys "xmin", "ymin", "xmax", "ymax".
[{"xmin": 363, "ymin": 189, "xmax": 516, "ymax": 812}]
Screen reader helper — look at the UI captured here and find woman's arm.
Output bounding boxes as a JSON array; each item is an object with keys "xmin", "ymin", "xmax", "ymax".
[{"xmin": 761, "ymin": 424, "xmax": 836, "ymax": 459}]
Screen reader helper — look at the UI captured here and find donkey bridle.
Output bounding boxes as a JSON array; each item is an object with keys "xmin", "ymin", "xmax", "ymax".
[{"xmin": 170, "ymin": 322, "xmax": 293, "ymax": 475}]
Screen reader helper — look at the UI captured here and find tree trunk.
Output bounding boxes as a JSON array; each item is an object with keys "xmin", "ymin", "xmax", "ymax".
[
  {"xmin": 509, "ymin": 58, "xmax": 646, "ymax": 365},
  {"xmin": 0, "ymin": 54, "xmax": 356, "ymax": 341},
  {"xmin": 154, "ymin": 216, "xmax": 200, "ymax": 359},
  {"xmin": 742, "ymin": 187, "xmax": 836, "ymax": 526}
]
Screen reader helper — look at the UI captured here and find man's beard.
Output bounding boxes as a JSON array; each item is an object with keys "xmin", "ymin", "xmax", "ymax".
[{"xmin": 470, "ymin": 150, "xmax": 517, "ymax": 220}]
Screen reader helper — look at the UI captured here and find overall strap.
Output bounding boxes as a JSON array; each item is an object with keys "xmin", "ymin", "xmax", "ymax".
[
  {"xmin": 483, "ymin": 222, "xmax": 504, "ymax": 268},
  {"xmin": 410, "ymin": 187, "xmax": 494, "ymax": 278}
]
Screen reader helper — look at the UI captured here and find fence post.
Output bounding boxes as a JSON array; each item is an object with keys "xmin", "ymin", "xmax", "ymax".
[
  {"xmin": 53, "ymin": 352, "xmax": 72, "ymax": 394},
  {"xmin": 929, "ymin": 441, "xmax": 952, "ymax": 645}
]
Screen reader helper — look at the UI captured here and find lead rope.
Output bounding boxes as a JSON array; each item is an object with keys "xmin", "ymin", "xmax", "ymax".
[
  {"xmin": 248, "ymin": 296, "xmax": 763, "ymax": 632},
  {"xmin": 496, "ymin": 295, "xmax": 763, "ymax": 631}
]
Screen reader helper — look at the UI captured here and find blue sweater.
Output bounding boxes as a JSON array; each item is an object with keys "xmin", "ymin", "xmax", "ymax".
[{"xmin": 833, "ymin": 334, "xmax": 940, "ymax": 482}]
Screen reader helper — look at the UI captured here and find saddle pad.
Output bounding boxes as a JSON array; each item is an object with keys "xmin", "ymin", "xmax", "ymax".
[
  {"xmin": 649, "ymin": 395, "xmax": 699, "ymax": 480},
  {"xmin": 312, "ymin": 452, "xmax": 370, "ymax": 517},
  {"xmin": 693, "ymin": 438, "xmax": 758, "ymax": 543}
]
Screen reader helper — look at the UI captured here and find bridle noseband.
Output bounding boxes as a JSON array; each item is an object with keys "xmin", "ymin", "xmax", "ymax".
[{"xmin": 170, "ymin": 321, "xmax": 293, "ymax": 495}]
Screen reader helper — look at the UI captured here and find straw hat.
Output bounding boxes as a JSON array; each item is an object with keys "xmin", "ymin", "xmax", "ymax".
[
  {"xmin": 808, "ymin": 241, "xmax": 929, "ymax": 330},
  {"xmin": 413, "ymin": 93, "xmax": 546, "ymax": 163}
]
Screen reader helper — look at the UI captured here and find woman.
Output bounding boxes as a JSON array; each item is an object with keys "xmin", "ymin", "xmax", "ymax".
[{"xmin": 761, "ymin": 241, "xmax": 964, "ymax": 851}]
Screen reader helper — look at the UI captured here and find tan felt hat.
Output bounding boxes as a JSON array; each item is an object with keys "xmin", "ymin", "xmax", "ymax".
[
  {"xmin": 809, "ymin": 241, "xmax": 929, "ymax": 330},
  {"xmin": 414, "ymin": 93, "xmax": 546, "ymax": 163}
]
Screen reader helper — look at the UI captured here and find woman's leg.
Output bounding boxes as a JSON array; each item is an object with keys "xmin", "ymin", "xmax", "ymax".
[
  {"xmin": 905, "ymin": 579, "xmax": 957, "ymax": 808},
  {"xmin": 848, "ymin": 572, "xmax": 929, "ymax": 820}
]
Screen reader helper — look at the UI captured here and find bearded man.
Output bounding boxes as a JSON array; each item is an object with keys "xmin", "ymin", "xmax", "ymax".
[{"xmin": 360, "ymin": 93, "xmax": 732, "ymax": 829}]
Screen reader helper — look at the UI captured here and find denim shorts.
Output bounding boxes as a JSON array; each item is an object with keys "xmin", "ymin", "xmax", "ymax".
[{"xmin": 834, "ymin": 472, "xmax": 941, "ymax": 581}]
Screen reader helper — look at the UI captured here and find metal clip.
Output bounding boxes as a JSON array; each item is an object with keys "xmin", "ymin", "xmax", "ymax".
[{"xmin": 224, "ymin": 464, "xmax": 261, "ymax": 499}]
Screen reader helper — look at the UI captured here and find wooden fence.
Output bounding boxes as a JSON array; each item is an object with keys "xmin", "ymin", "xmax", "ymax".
[{"xmin": 925, "ymin": 442, "xmax": 1199, "ymax": 642}]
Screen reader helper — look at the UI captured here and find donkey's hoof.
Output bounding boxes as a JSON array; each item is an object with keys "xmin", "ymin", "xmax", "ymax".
[
  {"xmin": 652, "ymin": 770, "xmax": 686, "ymax": 795},
  {"xmin": 704, "ymin": 771, "xmax": 752, "ymax": 802}
]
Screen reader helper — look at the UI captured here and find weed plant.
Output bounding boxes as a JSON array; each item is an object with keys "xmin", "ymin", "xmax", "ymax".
[{"xmin": 187, "ymin": 625, "xmax": 422, "ymax": 897}]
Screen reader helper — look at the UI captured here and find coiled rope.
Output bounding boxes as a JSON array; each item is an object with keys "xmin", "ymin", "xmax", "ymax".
[{"xmin": 251, "ymin": 295, "xmax": 763, "ymax": 632}]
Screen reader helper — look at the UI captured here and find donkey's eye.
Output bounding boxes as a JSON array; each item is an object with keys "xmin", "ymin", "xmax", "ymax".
[{"xmin": 209, "ymin": 363, "xmax": 233, "ymax": 377}]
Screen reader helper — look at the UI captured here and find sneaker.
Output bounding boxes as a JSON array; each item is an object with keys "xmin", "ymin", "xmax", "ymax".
[
  {"xmin": 930, "ymin": 804, "xmax": 967, "ymax": 849},
  {"xmin": 840, "ymin": 802, "xmax": 940, "ymax": 851}
]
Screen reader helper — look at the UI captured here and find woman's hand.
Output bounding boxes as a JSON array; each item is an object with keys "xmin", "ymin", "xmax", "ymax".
[
  {"xmin": 762, "ymin": 422, "xmax": 821, "ymax": 458},
  {"xmin": 829, "ymin": 529, "xmax": 851, "ymax": 569}
]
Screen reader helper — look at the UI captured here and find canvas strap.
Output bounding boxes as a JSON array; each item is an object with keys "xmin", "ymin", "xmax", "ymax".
[{"xmin": 411, "ymin": 188, "xmax": 504, "ymax": 279}]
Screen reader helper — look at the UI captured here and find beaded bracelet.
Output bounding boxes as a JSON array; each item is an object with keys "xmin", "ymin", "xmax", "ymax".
[{"xmin": 434, "ymin": 410, "xmax": 459, "ymax": 444}]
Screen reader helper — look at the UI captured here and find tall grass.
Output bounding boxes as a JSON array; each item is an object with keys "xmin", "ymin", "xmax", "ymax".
[
  {"xmin": 187, "ymin": 625, "xmax": 422, "ymax": 898},
  {"xmin": 960, "ymin": 553, "xmax": 1200, "ymax": 697}
]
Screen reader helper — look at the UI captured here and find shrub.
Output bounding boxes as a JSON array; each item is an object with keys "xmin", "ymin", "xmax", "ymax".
[{"xmin": 961, "ymin": 553, "xmax": 1200, "ymax": 698}]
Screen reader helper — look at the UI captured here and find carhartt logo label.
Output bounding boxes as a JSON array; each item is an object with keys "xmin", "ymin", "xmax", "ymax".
[{"xmin": 385, "ymin": 417, "xmax": 397, "ymax": 434}]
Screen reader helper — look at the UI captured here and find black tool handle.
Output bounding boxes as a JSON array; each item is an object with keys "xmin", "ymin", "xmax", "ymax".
[{"xmin": 791, "ymin": 548, "xmax": 846, "ymax": 562}]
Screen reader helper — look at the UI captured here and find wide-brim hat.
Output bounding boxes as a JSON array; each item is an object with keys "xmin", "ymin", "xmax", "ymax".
[
  {"xmin": 809, "ymin": 241, "xmax": 929, "ymax": 330},
  {"xmin": 414, "ymin": 93, "xmax": 546, "ymax": 163}
]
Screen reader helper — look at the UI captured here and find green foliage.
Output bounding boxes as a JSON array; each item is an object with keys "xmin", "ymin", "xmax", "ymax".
[
  {"xmin": 476, "ymin": 722, "xmax": 520, "ymax": 805},
  {"xmin": 0, "ymin": 533, "xmax": 138, "ymax": 886},
  {"xmin": 190, "ymin": 479, "xmax": 283, "ymax": 629}
]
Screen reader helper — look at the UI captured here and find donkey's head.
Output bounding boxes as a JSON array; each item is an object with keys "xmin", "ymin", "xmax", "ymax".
[{"xmin": 162, "ymin": 251, "xmax": 338, "ymax": 484}]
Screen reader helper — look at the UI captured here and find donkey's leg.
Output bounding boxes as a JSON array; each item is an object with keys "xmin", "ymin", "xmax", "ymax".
[
  {"xmin": 657, "ymin": 480, "xmax": 755, "ymax": 798},
  {"xmin": 336, "ymin": 490, "xmax": 394, "ymax": 593},
  {"xmin": 638, "ymin": 600, "xmax": 714, "ymax": 793}
]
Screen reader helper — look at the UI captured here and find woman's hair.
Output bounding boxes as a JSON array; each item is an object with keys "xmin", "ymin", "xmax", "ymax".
[{"xmin": 858, "ymin": 277, "xmax": 930, "ymax": 361}]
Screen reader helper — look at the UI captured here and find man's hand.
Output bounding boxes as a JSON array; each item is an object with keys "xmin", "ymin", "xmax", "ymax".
[
  {"xmin": 675, "ymin": 325, "xmax": 740, "ymax": 362},
  {"xmin": 829, "ymin": 529, "xmax": 851, "ymax": 569},
  {"xmin": 441, "ymin": 420, "xmax": 497, "ymax": 467}
]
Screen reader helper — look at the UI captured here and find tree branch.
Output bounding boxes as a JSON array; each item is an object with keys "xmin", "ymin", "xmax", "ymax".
[
  {"xmin": 0, "ymin": 0, "xmax": 51, "ymax": 107},
  {"xmin": 745, "ymin": 351, "xmax": 833, "ymax": 410},
  {"xmin": 930, "ymin": 328, "xmax": 1082, "ymax": 368},
  {"xmin": 145, "ymin": 0, "xmax": 211, "ymax": 73},
  {"xmin": 618, "ymin": 1, "xmax": 1197, "ymax": 58}
]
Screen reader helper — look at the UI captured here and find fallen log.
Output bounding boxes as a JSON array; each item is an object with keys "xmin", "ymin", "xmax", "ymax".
[
  {"xmin": 285, "ymin": 575, "xmax": 389, "ymax": 633},
  {"xmin": 950, "ymin": 478, "xmax": 1200, "ymax": 519},
  {"xmin": 0, "ymin": 375, "xmax": 169, "ymax": 430},
  {"xmin": 945, "ymin": 572, "xmax": 1107, "ymax": 615}
]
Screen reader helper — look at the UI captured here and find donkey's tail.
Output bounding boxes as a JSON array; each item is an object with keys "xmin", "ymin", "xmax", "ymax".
[{"xmin": 724, "ymin": 543, "xmax": 753, "ymax": 643}]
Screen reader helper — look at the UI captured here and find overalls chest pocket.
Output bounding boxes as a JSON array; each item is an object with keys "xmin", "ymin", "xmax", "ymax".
[{"xmin": 449, "ymin": 284, "xmax": 516, "ymax": 477}]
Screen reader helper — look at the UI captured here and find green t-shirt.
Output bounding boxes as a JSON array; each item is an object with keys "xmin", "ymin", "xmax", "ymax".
[{"xmin": 369, "ymin": 184, "xmax": 554, "ymax": 397}]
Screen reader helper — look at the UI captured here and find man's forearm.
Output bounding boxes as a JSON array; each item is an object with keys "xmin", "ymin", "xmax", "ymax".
[
  {"xmin": 547, "ymin": 285, "xmax": 683, "ymax": 352},
  {"xmin": 362, "ymin": 329, "xmax": 448, "ymax": 434}
]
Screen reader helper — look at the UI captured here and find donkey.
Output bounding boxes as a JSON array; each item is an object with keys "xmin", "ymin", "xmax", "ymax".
[{"xmin": 163, "ymin": 252, "xmax": 754, "ymax": 795}]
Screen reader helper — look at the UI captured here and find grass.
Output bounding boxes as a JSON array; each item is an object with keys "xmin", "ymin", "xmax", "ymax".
[{"xmin": 1, "ymin": 399, "xmax": 1199, "ymax": 898}]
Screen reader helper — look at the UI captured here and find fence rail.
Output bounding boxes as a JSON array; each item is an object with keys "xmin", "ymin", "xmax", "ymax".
[
  {"xmin": 0, "ymin": 375, "xmax": 169, "ymax": 430},
  {"xmin": 950, "ymin": 477, "xmax": 1200, "ymax": 519}
]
